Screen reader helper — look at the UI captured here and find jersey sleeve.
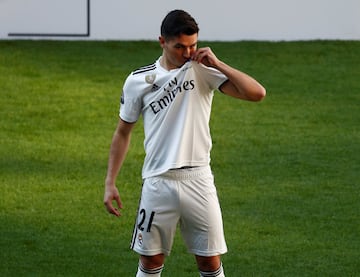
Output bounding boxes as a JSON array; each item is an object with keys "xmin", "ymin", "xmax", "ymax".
[
  {"xmin": 119, "ymin": 75, "xmax": 142, "ymax": 123},
  {"xmin": 194, "ymin": 62, "xmax": 228, "ymax": 91}
]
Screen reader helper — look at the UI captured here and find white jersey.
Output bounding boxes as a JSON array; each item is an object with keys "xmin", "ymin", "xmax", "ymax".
[{"xmin": 120, "ymin": 57, "xmax": 228, "ymax": 179}]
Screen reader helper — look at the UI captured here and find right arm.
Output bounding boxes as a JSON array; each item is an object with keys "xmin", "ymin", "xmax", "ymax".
[{"xmin": 103, "ymin": 119, "xmax": 135, "ymax": 217}]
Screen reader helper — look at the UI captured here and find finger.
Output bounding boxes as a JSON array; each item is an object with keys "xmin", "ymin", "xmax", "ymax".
[
  {"xmin": 104, "ymin": 200, "xmax": 121, "ymax": 217},
  {"xmin": 106, "ymin": 203, "xmax": 121, "ymax": 217},
  {"xmin": 111, "ymin": 207, "xmax": 121, "ymax": 217},
  {"xmin": 193, "ymin": 49, "xmax": 211, "ymax": 64},
  {"xmin": 115, "ymin": 194, "xmax": 123, "ymax": 210},
  {"xmin": 192, "ymin": 49, "xmax": 205, "ymax": 61},
  {"xmin": 192, "ymin": 53, "xmax": 204, "ymax": 63}
]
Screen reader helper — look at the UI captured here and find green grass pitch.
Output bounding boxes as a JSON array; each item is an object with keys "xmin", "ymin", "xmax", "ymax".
[{"xmin": 0, "ymin": 40, "xmax": 359, "ymax": 276}]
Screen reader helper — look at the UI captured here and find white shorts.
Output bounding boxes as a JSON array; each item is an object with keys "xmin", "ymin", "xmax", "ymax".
[{"xmin": 130, "ymin": 166, "xmax": 228, "ymax": 257}]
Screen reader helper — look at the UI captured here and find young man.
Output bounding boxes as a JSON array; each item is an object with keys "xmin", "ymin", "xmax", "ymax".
[{"xmin": 104, "ymin": 10, "xmax": 266, "ymax": 277}]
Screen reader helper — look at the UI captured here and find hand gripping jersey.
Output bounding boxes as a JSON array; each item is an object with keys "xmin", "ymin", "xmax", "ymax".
[{"xmin": 120, "ymin": 58, "xmax": 228, "ymax": 179}]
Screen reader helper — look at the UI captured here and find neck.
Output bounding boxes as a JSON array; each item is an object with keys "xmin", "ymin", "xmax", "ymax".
[{"xmin": 160, "ymin": 57, "xmax": 172, "ymax": 71}]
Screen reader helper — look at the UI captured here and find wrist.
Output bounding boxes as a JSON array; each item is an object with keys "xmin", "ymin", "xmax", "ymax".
[{"xmin": 105, "ymin": 177, "xmax": 116, "ymax": 188}]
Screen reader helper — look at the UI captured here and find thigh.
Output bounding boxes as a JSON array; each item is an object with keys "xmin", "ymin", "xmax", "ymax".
[
  {"xmin": 131, "ymin": 177, "xmax": 180, "ymax": 256},
  {"xmin": 180, "ymin": 174, "xmax": 228, "ymax": 256}
]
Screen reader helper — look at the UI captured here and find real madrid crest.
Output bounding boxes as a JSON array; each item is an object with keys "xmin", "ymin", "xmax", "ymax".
[
  {"xmin": 138, "ymin": 233, "xmax": 143, "ymax": 246},
  {"xmin": 145, "ymin": 74, "xmax": 156, "ymax": 84}
]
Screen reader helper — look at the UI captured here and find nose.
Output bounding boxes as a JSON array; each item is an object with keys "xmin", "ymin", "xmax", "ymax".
[{"xmin": 183, "ymin": 47, "xmax": 191, "ymax": 59}]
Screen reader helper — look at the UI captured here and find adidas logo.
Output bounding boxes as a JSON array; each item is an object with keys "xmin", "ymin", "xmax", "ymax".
[{"xmin": 150, "ymin": 84, "xmax": 160, "ymax": 92}]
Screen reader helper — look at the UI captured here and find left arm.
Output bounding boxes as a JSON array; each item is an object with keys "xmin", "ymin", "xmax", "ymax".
[{"xmin": 191, "ymin": 47, "xmax": 266, "ymax": 101}]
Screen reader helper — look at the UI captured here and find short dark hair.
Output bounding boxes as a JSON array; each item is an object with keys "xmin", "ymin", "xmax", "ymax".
[{"xmin": 160, "ymin": 10, "xmax": 199, "ymax": 39}]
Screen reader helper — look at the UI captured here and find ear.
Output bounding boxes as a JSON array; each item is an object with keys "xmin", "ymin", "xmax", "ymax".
[{"xmin": 159, "ymin": 36, "xmax": 165, "ymax": 48}]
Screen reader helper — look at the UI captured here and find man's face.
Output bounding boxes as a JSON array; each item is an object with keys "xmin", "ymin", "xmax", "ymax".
[{"xmin": 159, "ymin": 33, "xmax": 198, "ymax": 70}]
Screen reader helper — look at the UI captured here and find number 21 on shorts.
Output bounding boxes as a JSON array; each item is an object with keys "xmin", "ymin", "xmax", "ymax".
[{"xmin": 137, "ymin": 209, "xmax": 155, "ymax": 232}]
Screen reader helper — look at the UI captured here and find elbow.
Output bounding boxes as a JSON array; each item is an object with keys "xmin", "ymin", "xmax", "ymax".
[
  {"xmin": 249, "ymin": 85, "xmax": 266, "ymax": 102},
  {"xmin": 257, "ymin": 86, "xmax": 267, "ymax": 101}
]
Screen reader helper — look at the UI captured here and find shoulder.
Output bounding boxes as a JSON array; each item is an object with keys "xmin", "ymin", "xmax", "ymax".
[
  {"xmin": 132, "ymin": 61, "xmax": 157, "ymax": 76},
  {"xmin": 130, "ymin": 60, "xmax": 158, "ymax": 76},
  {"xmin": 123, "ymin": 60, "xmax": 160, "ymax": 93},
  {"xmin": 124, "ymin": 61, "xmax": 158, "ymax": 85}
]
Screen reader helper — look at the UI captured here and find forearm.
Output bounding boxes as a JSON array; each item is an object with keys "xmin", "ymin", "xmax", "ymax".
[
  {"xmin": 105, "ymin": 129, "xmax": 131, "ymax": 187},
  {"xmin": 216, "ymin": 61, "xmax": 266, "ymax": 101},
  {"xmin": 191, "ymin": 47, "xmax": 266, "ymax": 101}
]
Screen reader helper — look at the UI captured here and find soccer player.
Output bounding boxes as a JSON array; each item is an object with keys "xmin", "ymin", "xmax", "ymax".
[{"xmin": 104, "ymin": 9, "xmax": 266, "ymax": 277}]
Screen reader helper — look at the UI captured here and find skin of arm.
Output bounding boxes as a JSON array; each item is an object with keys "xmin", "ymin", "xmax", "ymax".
[
  {"xmin": 191, "ymin": 47, "xmax": 266, "ymax": 101},
  {"xmin": 104, "ymin": 119, "xmax": 135, "ymax": 217}
]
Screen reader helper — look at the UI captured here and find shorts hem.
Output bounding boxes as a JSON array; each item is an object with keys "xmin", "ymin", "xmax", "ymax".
[
  {"xmin": 188, "ymin": 248, "xmax": 228, "ymax": 257},
  {"xmin": 133, "ymin": 248, "xmax": 171, "ymax": 257}
]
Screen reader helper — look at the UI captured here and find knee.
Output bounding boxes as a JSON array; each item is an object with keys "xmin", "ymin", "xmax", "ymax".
[
  {"xmin": 137, "ymin": 254, "xmax": 165, "ymax": 277},
  {"xmin": 140, "ymin": 254, "xmax": 165, "ymax": 269},
  {"xmin": 195, "ymin": 255, "xmax": 221, "ymax": 272}
]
